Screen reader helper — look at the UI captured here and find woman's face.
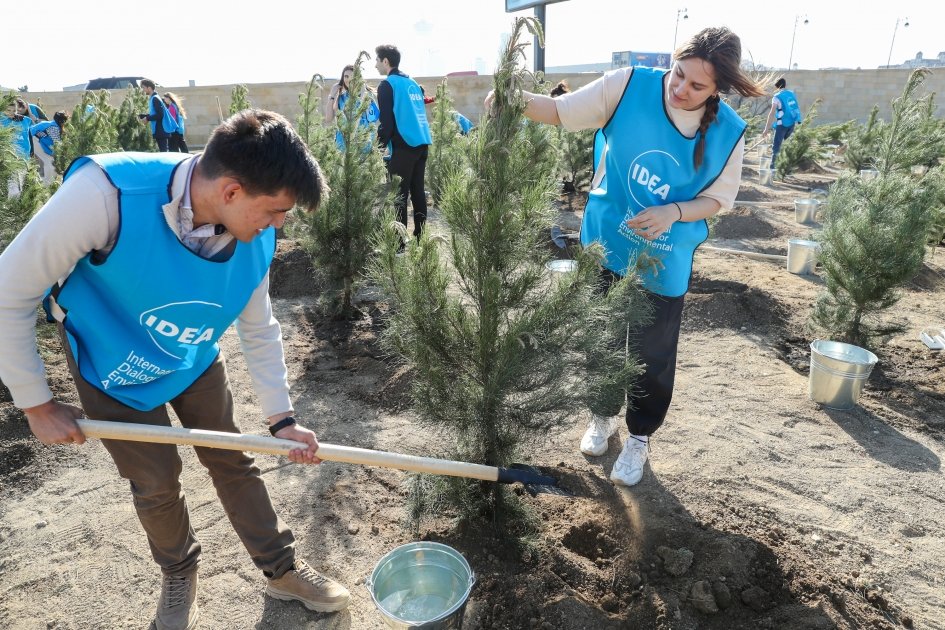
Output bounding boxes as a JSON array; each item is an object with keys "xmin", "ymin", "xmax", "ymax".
[
  {"xmin": 666, "ymin": 58, "xmax": 718, "ymax": 111},
  {"xmin": 342, "ymin": 70, "xmax": 354, "ymax": 89},
  {"xmin": 163, "ymin": 96, "xmax": 172, "ymax": 106}
]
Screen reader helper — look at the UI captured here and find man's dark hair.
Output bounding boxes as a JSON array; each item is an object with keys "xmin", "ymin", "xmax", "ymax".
[
  {"xmin": 140, "ymin": 78, "xmax": 156, "ymax": 90},
  {"xmin": 199, "ymin": 109, "xmax": 326, "ymax": 212},
  {"xmin": 775, "ymin": 77, "xmax": 787, "ymax": 89},
  {"xmin": 53, "ymin": 111, "xmax": 68, "ymax": 126},
  {"xmin": 375, "ymin": 45, "xmax": 401, "ymax": 69}
]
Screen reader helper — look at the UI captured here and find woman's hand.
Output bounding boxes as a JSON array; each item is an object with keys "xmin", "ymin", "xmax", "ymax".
[
  {"xmin": 273, "ymin": 422, "xmax": 321, "ymax": 465},
  {"xmin": 625, "ymin": 204, "xmax": 681, "ymax": 241}
]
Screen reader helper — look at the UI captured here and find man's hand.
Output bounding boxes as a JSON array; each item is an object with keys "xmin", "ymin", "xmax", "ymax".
[
  {"xmin": 23, "ymin": 399, "xmax": 86, "ymax": 445},
  {"xmin": 272, "ymin": 423, "xmax": 321, "ymax": 464}
]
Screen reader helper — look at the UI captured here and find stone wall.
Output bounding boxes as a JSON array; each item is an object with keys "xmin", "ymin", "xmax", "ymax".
[{"xmin": 22, "ymin": 68, "xmax": 943, "ymax": 148}]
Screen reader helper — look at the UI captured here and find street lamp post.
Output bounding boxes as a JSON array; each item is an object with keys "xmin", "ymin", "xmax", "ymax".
[
  {"xmin": 673, "ymin": 8, "xmax": 688, "ymax": 52},
  {"xmin": 886, "ymin": 17, "xmax": 909, "ymax": 69},
  {"xmin": 787, "ymin": 14, "xmax": 809, "ymax": 71}
]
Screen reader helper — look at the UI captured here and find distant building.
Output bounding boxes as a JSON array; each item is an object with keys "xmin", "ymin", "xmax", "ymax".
[
  {"xmin": 546, "ymin": 62, "xmax": 610, "ymax": 73},
  {"xmin": 612, "ymin": 51, "xmax": 672, "ymax": 70},
  {"xmin": 889, "ymin": 51, "xmax": 945, "ymax": 69}
]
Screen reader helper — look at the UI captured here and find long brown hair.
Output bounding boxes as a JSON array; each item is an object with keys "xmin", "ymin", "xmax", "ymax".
[{"xmin": 674, "ymin": 26, "xmax": 765, "ymax": 168}]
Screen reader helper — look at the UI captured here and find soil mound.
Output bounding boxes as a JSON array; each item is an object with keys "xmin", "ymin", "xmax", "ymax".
[{"xmin": 712, "ymin": 206, "xmax": 782, "ymax": 240}]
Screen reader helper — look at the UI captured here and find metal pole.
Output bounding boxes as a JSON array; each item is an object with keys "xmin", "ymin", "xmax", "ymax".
[
  {"xmin": 534, "ymin": 5, "xmax": 546, "ymax": 74},
  {"xmin": 886, "ymin": 18, "xmax": 901, "ymax": 68},
  {"xmin": 787, "ymin": 16, "xmax": 798, "ymax": 70}
]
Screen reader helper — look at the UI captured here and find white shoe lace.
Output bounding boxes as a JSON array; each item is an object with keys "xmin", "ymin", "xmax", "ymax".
[
  {"xmin": 162, "ymin": 574, "xmax": 193, "ymax": 608},
  {"xmin": 294, "ymin": 561, "xmax": 329, "ymax": 587}
]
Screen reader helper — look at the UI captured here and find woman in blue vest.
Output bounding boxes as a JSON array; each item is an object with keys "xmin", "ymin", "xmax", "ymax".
[
  {"xmin": 493, "ymin": 27, "xmax": 765, "ymax": 487},
  {"xmin": 163, "ymin": 92, "xmax": 189, "ymax": 153},
  {"xmin": 29, "ymin": 111, "xmax": 69, "ymax": 184},
  {"xmin": 325, "ymin": 64, "xmax": 380, "ymax": 150},
  {"xmin": 762, "ymin": 77, "xmax": 803, "ymax": 169}
]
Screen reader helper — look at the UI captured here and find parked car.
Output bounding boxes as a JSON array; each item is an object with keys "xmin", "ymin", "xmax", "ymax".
[{"xmin": 85, "ymin": 77, "xmax": 148, "ymax": 91}]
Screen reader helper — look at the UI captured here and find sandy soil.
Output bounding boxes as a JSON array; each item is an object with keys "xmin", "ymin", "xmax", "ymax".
[{"xmin": 2, "ymin": 153, "xmax": 944, "ymax": 630}]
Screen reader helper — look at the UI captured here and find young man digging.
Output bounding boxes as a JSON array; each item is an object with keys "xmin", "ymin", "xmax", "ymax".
[{"xmin": 0, "ymin": 110, "xmax": 350, "ymax": 629}]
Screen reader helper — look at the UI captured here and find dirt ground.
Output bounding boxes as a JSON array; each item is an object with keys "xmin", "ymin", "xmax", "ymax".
[{"xmin": 2, "ymin": 150, "xmax": 944, "ymax": 630}]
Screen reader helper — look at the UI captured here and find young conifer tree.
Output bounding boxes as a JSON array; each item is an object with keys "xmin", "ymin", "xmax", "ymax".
[
  {"xmin": 842, "ymin": 106, "xmax": 881, "ymax": 173},
  {"xmin": 116, "ymin": 87, "xmax": 156, "ymax": 151},
  {"xmin": 426, "ymin": 79, "xmax": 465, "ymax": 207},
  {"xmin": 370, "ymin": 18, "xmax": 646, "ymax": 527},
  {"xmin": 229, "ymin": 84, "xmax": 251, "ymax": 115},
  {"xmin": 1, "ymin": 166, "xmax": 49, "ymax": 252},
  {"xmin": 54, "ymin": 91, "xmax": 119, "ymax": 174},
  {"xmin": 811, "ymin": 70, "xmax": 944, "ymax": 348},
  {"xmin": 299, "ymin": 54, "xmax": 392, "ymax": 317},
  {"xmin": 558, "ymin": 127, "xmax": 594, "ymax": 207}
]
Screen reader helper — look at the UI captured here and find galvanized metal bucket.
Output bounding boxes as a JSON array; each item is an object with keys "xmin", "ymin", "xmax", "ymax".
[
  {"xmin": 369, "ymin": 542, "xmax": 475, "ymax": 629},
  {"xmin": 787, "ymin": 239, "xmax": 820, "ymax": 274},
  {"xmin": 758, "ymin": 168, "xmax": 774, "ymax": 185},
  {"xmin": 859, "ymin": 169, "xmax": 879, "ymax": 181},
  {"xmin": 809, "ymin": 340, "xmax": 878, "ymax": 409},
  {"xmin": 794, "ymin": 198, "xmax": 821, "ymax": 224},
  {"xmin": 546, "ymin": 259, "xmax": 578, "ymax": 273}
]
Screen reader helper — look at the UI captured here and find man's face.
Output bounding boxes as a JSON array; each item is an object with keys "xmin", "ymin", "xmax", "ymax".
[
  {"xmin": 219, "ymin": 182, "xmax": 297, "ymax": 243},
  {"xmin": 143, "ymin": 85, "xmax": 153, "ymax": 96},
  {"xmin": 375, "ymin": 57, "xmax": 390, "ymax": 76}
]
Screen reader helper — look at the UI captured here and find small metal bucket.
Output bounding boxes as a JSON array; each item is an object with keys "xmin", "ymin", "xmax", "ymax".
[
  {"xmin": 809, "ymin": 340, "xmax": 878, "ymax": 409},
  {"xmin": 794, "ymin": 199, "xmax": 821, "ymax": 224},
  {"xmin": 757, "ymin": 143, "xmax": 771, "ymax": 157},
  {"xmin": 369, "ymin": 542, "xmax": 475, "ymax": 629},
  {"xmin": 546, "ymin": 259, "xmax": 577, "ymax": 273},
  {"xmin": 911, "ymin": 164, "xmax": 928, "ymax": 176},
  {"xmin": 758, "ymin": 168, "xmax": 774, "ymax": 185},
  {"xmin": 787, "ymin": 239, "xmax": 820, "ymax": 274},
  {"xmin": 859, "ymin": 169, "xmax": 879, "ymax": 181}
]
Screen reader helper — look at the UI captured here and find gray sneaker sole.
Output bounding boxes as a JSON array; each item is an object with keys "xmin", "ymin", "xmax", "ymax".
[
  {"xmin": 149, "ymin": 606, "xmax": 199, "ymax": 630},
  {"xmin": 265, "ymin": 585, "xmax": 351, "ymax": 613}
]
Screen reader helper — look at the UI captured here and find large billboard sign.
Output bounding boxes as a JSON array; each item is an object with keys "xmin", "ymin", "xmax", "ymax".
[{"xmin": 505, "ymin": 0, "xmax": 569, "ymax": 11}]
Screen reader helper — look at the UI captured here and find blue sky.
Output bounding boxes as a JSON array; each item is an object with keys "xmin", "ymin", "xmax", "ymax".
[{"xmin": 4, "ymin": 0, "xmax": 941, "ymax": 92}]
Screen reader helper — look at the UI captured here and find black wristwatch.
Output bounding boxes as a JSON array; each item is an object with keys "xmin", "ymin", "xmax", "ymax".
[{"xmin": 269, "ymin": 416, "xmax": 297, "ymax": 436}]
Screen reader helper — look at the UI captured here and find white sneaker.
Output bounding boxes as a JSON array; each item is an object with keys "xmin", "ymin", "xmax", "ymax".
[
  {"xmin": 580, "ymin": 414, "xmax": 620, "ymax": 456},
  {"xmin": 610, "ymin": 437, "xmax": 649, "ymax": 487}
]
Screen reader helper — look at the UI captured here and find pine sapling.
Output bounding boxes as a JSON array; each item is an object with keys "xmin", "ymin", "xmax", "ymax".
[
  {"xmin": 775, "ymin": 100, "xmax": 828, "ymax": 179},
  {"xmin": 116, "ymin": 87, "xmax": 156, "ymax": 152},
  {"xmin": 55, "ymin": 91, "xmax": 119, "ymax": 175},
  {"xmin": 229, "ymin": 84, "xmax": 251, "ymax": 115},
  {"xmin": 370, "ymin": 18, "xmax": 647, "ymax": 529},
  {"xmin": 426, "ymin": 79, "xmax": 466, "ymax": 208},
  {"xmin": 299, "ymin": 54, "xmax": 392, "ymax": 317}
]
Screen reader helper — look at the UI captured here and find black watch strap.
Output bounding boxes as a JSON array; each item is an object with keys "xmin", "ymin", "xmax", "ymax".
[{"xmin": 269, "ymin": 416, "xmax": 296, "ymax": 436}]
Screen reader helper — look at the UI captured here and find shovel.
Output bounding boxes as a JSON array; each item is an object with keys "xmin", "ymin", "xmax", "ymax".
[{"xmin": 76, "ymin": 419, "xmax": 569, "ymax": 496}]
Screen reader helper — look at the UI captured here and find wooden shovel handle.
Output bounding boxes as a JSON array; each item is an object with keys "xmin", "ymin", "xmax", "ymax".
[{"xmin": 77, "ymin": 419, "xmax": 500, "ymax": 482}]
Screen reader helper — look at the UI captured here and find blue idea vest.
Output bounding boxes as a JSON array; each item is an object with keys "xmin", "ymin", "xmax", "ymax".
[
  {"xmin": 54, "ymin": 152, "xmax": 276, "ymax": 410},
  {"xmin": 773, "ymin": 90, "xmax": 801, "ymax": 127},
  {"xmin": 149, "ymin": 94, "xmax": 179, "ymax": 135},
  {"xmin": 384, "ymin": 73, "xmax": 432, "ymax": 148},
  {"xmin": 581, "ymin": 67, "xmax": 745, "ymax": 297},
  {"xmin": 30, "ymin": 121, "xmax": 58, "ymax": 154},
  {"xmin": 335, "ymin": 92, "xmax": 381, "ymax": 150}
]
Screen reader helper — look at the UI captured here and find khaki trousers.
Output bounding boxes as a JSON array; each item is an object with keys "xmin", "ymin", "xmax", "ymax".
[{"xmin": 62, "ymin": 328, "xmax": 296, "ymax": 577}]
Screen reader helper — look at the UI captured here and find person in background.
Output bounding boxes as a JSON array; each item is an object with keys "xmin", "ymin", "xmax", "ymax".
[
  {"xmin": 761, "ymin": 77, "xmax": 802, "ymax": 169},
  {"xmin": 29, "ymin": 111, "xmax": 69, "ymax": 184},
  {"xmin": 138, "ymin": 79, "xmax": 178, "ymax": 152},
  {"xmin": 550, "ymin": 80, "xmax": 570, "ymax": 97},
  {"xmin": 375, "ymin": 44, "xmax": 432, "ymax": 244},
  {"xmin": 163, "ymin": 92, "xmax": 189, "ymax": 153},
  {"xmin": 324, "ymin": 63, "xmax": 380, "ymax": 150},
  {"xmin": 2, "ymin": 100, "xmax": 35, "ymax": 197},
  {"xmin": 490, "ymin": 27, "xmax": 765, "ymax": 487},
  {"xmin": 0, "ymin": 109, "xmax": 351, "ymax": 629}
]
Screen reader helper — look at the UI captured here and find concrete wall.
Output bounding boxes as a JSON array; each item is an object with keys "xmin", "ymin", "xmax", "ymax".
[{"xmin": 22, "ymin": 68, "xmax": 943, "ymax": 148}]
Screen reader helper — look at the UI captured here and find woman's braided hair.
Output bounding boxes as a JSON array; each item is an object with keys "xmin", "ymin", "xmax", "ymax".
[{"xmin": 674, "ymin": 27, "xmax": 766, "ymax": 168}]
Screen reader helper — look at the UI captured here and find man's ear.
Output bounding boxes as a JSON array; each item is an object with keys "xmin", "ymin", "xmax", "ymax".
[{"xmin": 221, "ymin": 179, "xmax": 242, "ymax": 202}]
